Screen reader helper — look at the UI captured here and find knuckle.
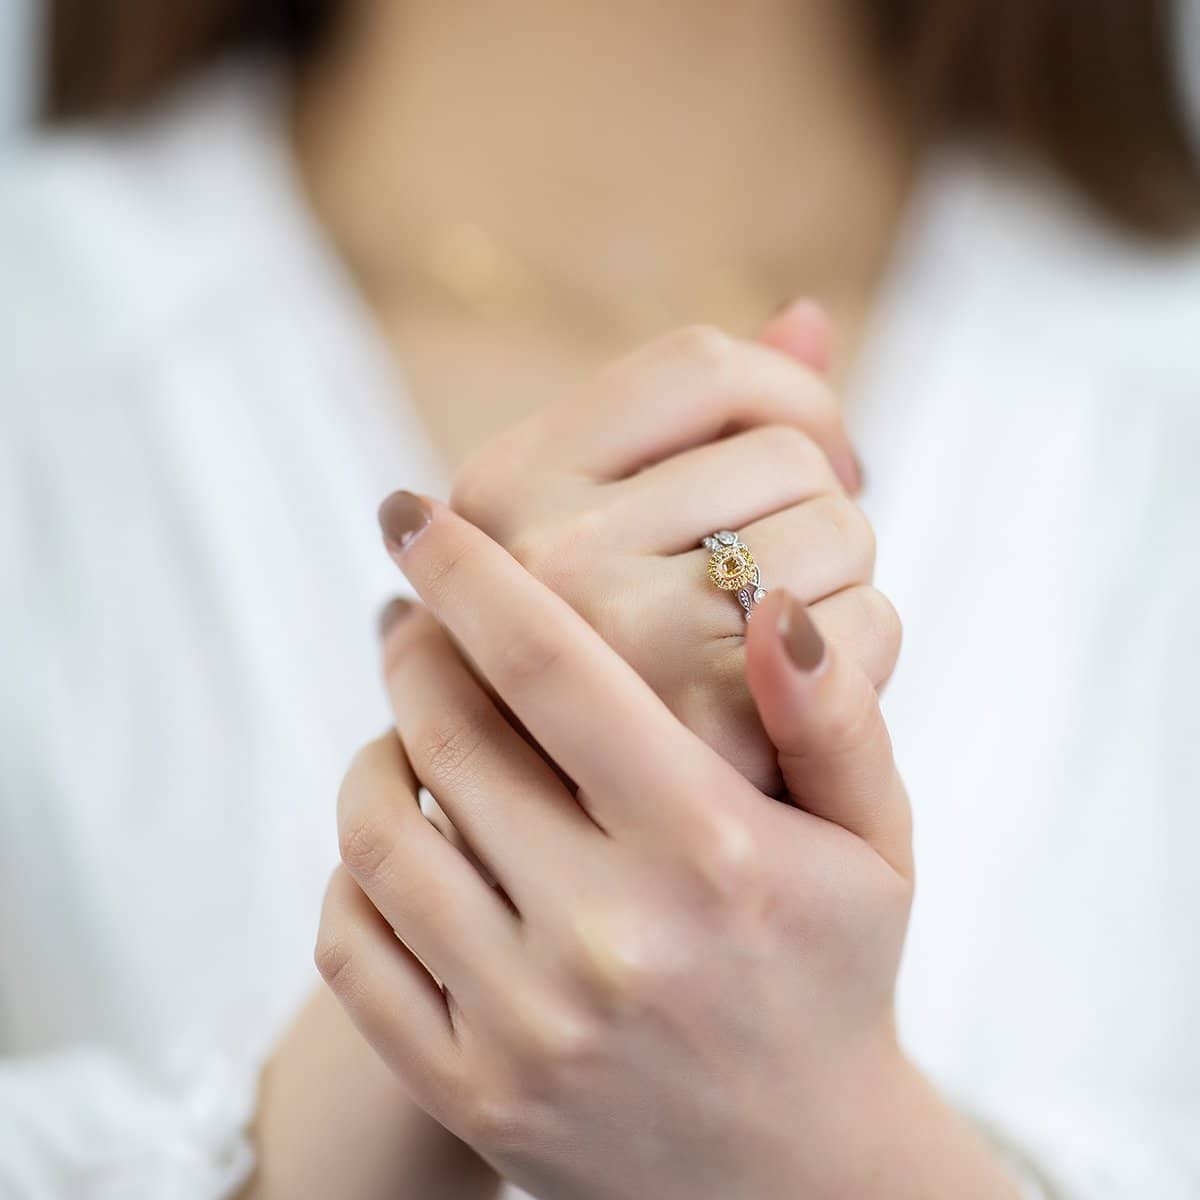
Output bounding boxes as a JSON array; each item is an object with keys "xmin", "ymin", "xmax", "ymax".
[
  {"xmin": 509, "ymin": 511, "xmax": 604, "ymax": 597},
  {"xmin": 537, "ymin": 1009, "xmax": 595, "ymax": 1066},
  {"xmin": 663, "ymin": 323, "xmax": 735, "ymax": 376},
  {"xmin": 810, "ymin": 491, "xmax": 852, "ymax": 540},
  {"xmin": 493, "ymin": 623, "xmax": 568, "ymax": 690},
  {"xmin": 449, "ymin": 449, "xmax": 491, "ymax": 522},
  {"xmin": 413, "ymin": 709, "xmax": 487, "ymax": 788},
  {"xmin": 785, "ymin": 369, "xmax": 845, "ymax": 439},
  {"xmin": 313, "ymin": 926, "xmax": 356, "ymax": 995},
  {"xmin": 337, "ymin": 807, "xmax": 396, "ymax": 881},
  {"xmin": 570, "ymin": 908, "xmax": 667, "ymax": 1004},
  {"xmin": 450, "ymin": 435, "xmax": 525, "ymax": 531},
  {"xmin": 882, "ymin": 859, "xmax": 915, "ymax": 915},
  {"xmin": 846, "ymin": 502, "xmax": 877, "ymax": 573},
  {"xmin": 804, "ymin": 376, "xmax": 843, "ymax": 429},
  {"xmin": 863, "ymin": 524, "xmax": 878, "ymax": 574},
  {"xmin": 506, "ymin": 526, "xmax": 554, "ymax": 583},
  {"xmin": 461, "ymin": 1085, "xmax": 529, "ymax": 1152},
  {"xmin": 861, "ymin": 586, "xmax": 902, "ymax": 652},
  {"xmin": 820, "ymin": 676, "xmax": 882, "ymax": 754},
  {"xmin": 687, "ymin": 813, "xmax": 763, "ymax": 901},
  {"xmin": 562, "ymin": 502, "xmax": 611, "ymax": 551},
  {"xmin": 815, "ymin": 495, "xmax": 876, "ymax": 575},
  {"xmin": 854, "ymin": 580, "xmax": 902, "ymax": 648},
  {"xmin": 855, "ymin": 586, "xmax": 903, "ymax": 685},
  {"xmin": 517, "ymin": 1001, "xmax": 597, "ymax": 1071},
  {"xmin": 600, "ymin": 931, "xmax": 658, "ymax": 994},
  {"xmin": 764, "ymin": 421, "xmax": 819, "ymax": 461},
  {"xmin": 758, "ymin": 424, "xmax": 832, "ymax": 482}
]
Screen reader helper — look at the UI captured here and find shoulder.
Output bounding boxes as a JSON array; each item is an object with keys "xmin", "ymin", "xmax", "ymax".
[
  {"xmin": 0, "ymin": 58, "xmax": 305, "ymax": 506},
  {"xmin": 0, "ymin": 60, "xmax": 305, "ymax": 601},
  {"xmin": 909, "ymin": 147, "xmax": 1200, "ymax": 480},
  {"xmin": 930, "ymin": 148, "xmax": 1200, "ymax": 380},
  {"xmin": 0, "ymin": 58, "xmax": 289, "ymax": 374}
]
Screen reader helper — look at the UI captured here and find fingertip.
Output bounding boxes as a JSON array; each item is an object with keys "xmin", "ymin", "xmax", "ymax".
[
  {"xmin": 759, "ymin": 298, "xmax": 834, "ymax": 374},
  {"xmin": 377, "ymin": 596, "xmax": 416, "ymax": 640}
]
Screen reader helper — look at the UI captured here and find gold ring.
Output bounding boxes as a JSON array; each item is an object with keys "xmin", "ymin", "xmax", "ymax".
[{"xmin": 701, "ymin": 531, "xmax": 766, "ymax": 620}]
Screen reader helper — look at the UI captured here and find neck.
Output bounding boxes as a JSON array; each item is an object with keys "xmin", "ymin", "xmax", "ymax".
[{"xmin": 293, "ymin": 0, "xmax": 914, "ymax": 353}]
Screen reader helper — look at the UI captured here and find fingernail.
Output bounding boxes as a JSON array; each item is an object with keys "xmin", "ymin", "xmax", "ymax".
[
  {"xmin": 377, "ymin": 596, "xmax": 415, "ymax": 638},
  {"xmin": 779, "ymin": 593, "xmax": 826, "ymax": 672},
  {"xmin": 378, "ymin": 491, "xmax": 431, "ymax": 555}
]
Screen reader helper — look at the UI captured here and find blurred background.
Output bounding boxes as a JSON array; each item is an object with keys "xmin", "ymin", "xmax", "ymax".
[
  {"xmin": 3, "ymin": 3, "xmax": 1200, "ymax": 151},
  {"xmin": 0, "ymin": 0, "xmax": 37, "ymax": 138},
  {"xmin": 3, "ymin": 4, "xmax": 1199, "ymax": 1197},
  {"xmin": 3, "ymin": 2, "xmax": 1200, "ymax": 145}
]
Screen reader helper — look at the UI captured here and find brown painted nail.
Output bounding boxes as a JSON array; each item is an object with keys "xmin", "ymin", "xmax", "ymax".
[
  {"xmin": 780, "ymin": 593, "xmax": 826, "ymax": 672},
  {"xmin": 378, "ymin": 491, "xmax": 431, "ymax": 555},
  {"xmin": 377, "ymin": 597, "xmax": 415, "ymax": 638}
]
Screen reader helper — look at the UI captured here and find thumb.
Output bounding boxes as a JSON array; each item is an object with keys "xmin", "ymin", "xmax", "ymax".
[
  {"xmin": 745, "ymin": 589, "xmax": 912, "ymax": 876},
  {"xmin": 758, "ymin": 297, "xmax": 834, "ymax": 375}
]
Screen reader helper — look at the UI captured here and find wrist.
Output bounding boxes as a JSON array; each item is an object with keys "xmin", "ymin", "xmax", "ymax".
[
  {"xmin": 840, "ymin": 1041, "xmax": 1022, "ymax": 1200},
  {"xmin": 243, "ymin": 986, "xmax": 499, "ymax": 1200}
]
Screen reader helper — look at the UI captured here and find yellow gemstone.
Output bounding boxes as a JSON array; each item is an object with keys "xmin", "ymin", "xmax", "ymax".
[{"xmin": 708, "ymin": 545, "xmax": 755, "ymax": 591}]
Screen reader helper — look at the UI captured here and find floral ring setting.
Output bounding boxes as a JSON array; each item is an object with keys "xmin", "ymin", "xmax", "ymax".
[{"xmin": 701, "ymin": 530, "xmax": 767, "ymax": 621}]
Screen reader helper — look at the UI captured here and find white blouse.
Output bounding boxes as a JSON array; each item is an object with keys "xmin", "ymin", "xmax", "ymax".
[{"xmin": 1, "ymin": 61, "xmax": 1198, "ymax": 1199}]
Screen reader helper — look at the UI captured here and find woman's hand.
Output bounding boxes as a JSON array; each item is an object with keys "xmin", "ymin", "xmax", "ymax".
[
  {"xmin": 317, "ymin": 498, "xmax": 1016, "ymax": 1200},
  {"xmin": 449, "ymin": 305, "xmax": 896, "ymax": 795}
]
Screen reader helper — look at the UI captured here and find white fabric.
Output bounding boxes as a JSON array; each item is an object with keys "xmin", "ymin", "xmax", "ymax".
[{"xmin": 1, "ymin": 61, "xmax": 1198, "ymax": 1199}]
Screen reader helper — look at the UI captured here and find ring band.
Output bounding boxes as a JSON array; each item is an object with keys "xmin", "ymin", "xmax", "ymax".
[{"xmin": 701, "ymin": 530, "xmax": 766, "ymax": 620}]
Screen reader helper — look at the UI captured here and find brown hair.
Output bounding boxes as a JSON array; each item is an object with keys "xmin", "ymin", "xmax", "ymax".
[{"xmin": 45, "ymin": 0, "xmax": 1200, "ymax": 238}]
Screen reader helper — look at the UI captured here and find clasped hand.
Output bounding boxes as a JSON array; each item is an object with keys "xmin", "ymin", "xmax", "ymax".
[{"xmin": 316, "ymin": 320, "xmax": 943, "ymax": 1200}]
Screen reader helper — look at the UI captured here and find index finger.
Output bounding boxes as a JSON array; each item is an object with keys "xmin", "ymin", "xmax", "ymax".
[
  {"xmin": 378, "ymin": 491, "xmax": 738, "ymax": 831},
  {"xmin": 519, "ymin": 326, "xmax": 860, "ymax": 491}
]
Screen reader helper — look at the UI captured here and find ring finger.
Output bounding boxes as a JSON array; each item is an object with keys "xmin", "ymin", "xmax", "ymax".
[
  {"xmin": 657, "ymin": 494, "xmax": 876, "ymax": 638},
  {"xmin": 597, "ymin": 423, "xmax": 842, "ymax": 554}
]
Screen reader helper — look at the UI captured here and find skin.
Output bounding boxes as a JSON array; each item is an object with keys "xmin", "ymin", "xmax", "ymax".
[
  {"xmin": 316, "ymin": 499, "xmax": 1017, "ymax": 1200},
  {"xmin": 244, "ymin": 308, "xmax": 893, "ymax": 1199},
  {"xmin": 240, "ymin": 1, "xmax": 987, "ymax": 1196},
  {"xmin": 294, "ymin": 0, "xmax": 914, "ymax": 464},
  {"xmin": 449, "ymin": 316, "xmax": 891, "ymax": 797},
  {"xmin": 246, "ymin": 317, "xmax": 1015, "ymax": 1197}
]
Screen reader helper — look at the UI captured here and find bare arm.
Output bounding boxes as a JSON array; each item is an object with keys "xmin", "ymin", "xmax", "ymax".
[{"xmin": 239, "ymin": 986, "xmax": 500, "ymax": 1200}]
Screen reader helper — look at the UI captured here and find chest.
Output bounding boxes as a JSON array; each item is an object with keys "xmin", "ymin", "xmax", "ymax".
[{"xmin": 382, "ymin": 308, "xmax": 620, "ymax": 468}]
